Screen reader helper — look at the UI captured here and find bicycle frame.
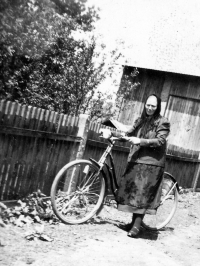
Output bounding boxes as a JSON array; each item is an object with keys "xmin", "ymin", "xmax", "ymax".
[
  {"xmin": 89, "ymin": 137, "xmax": 180, "ymax": 198},
  {"xmin": 89, "ymin": 138, "xmax": 119, "ymax": 197},
  {"xmin": 51, "ymin": 136, "xmax": 180, "ymax": 227}
]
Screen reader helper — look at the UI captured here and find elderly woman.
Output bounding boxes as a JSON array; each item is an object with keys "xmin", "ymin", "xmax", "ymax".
[{"xmin": 104, "ymin": 94, "xmax": 170, "ymax": 238}]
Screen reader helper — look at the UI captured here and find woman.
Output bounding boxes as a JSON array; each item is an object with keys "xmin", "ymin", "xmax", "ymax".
[{"xmin": 102, "ymin": 94, "xmax": 170, "ymax": 238}]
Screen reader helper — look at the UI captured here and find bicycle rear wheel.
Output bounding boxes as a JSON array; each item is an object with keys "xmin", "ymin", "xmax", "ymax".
[
  {"xmin": 142, "ymin": 173, "xmax": 178, "ymax": 231},
  {"xmin": 51, "ymin": 160, "xmax": 105, "ymax": 224}
]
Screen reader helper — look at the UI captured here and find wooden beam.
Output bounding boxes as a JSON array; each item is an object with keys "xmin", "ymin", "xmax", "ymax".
[
  {"xmin": 87, "ymin": 139, "xmax": 130, "ymax": 153},
  {"xmin": 0, "ymin": 125, "xmax": 82, "ymax": 142},
  {"xmin": 166, "ymin": 153, "xmax": 200, "ymax": 163}
]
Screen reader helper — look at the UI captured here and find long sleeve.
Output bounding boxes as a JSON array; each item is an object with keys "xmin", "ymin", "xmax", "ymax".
[
  {"xmin": 126, "ymin": 118, "xmax": 141, "ymax": 137},
  {"xmin": 112, "ymin": 117, "xmax": 141, "ymax": 140},
  {"xmin": 140, "ymin": 117, "xmax": 170, "ymax": 148}
]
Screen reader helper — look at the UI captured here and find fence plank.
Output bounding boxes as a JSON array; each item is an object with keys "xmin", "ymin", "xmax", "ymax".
[{"xmin": 0, "ymin": 101, "xmax": 84, "ymax": 200}]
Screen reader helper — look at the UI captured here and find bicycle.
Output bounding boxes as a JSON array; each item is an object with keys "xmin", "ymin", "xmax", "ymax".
[{"xmin": 50, "ymin": 134, "xmax": 179, "ymax": 231}]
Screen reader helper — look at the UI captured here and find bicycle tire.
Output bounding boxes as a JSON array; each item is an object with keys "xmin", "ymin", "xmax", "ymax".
[
  {"xmin": 51, "ymin": 159, "xmax": 105, "ymax": 224},
  {"xmin": 141, "ymin": 173, "xmax": 178, "ymax": 231}
]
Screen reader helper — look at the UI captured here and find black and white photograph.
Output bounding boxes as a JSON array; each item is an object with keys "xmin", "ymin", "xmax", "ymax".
[{"xmin": 0, "ymin": 0, "xmax": 200, "ymax": 265}]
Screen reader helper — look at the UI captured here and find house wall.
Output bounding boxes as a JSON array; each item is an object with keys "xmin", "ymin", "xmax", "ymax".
[
  {"xmin": 117, "ymin": 66, "xmax": 200, "ymax": 189},
  {"xmin": 117, "ymin": 67, "xmax": 166, "ymax": 124},
  {"xmin": 117, "ymin": 67, "xmax": 200, "ymax": 155}
]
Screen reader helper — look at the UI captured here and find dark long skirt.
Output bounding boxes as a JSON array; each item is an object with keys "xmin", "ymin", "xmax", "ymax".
[{"xmin": 116, "ymin": 162, "xmax": 164, "ymax": 214}]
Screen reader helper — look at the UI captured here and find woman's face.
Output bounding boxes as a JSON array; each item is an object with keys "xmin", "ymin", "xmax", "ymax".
[{"xmin": 145, "ymin": 95, "xmax": 158, "ymax": 116}]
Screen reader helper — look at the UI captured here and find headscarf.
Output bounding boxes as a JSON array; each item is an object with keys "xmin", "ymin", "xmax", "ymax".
[{"xmin": 134, "ymin": 94, "xmax": 161, "ymax": 138}]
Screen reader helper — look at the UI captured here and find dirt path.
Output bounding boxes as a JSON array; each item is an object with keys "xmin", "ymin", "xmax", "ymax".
[{"xmin": 1, "ymin": 192, "xmax": 200, "ymax": 266}]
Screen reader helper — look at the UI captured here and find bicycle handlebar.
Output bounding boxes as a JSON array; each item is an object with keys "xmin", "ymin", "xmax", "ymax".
[
  {"xmin": 99, "ymin": 128, "xmax": 128, "ymax": 143},
  {"xmin": 99, "ymin": 134, "xmax": 128, "ymax": 143}
]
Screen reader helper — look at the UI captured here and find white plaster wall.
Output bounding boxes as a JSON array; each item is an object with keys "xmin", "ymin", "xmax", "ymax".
[{"xmin": 90, "ymin": 0, "xmax": 200, "ymax": 76}]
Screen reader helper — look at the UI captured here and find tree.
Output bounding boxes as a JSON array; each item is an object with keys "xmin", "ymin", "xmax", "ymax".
[
  {"xmin": 114, "ymin": 66, "xmax": 141, "ymax": 118},
  {"xmin": 51, "ymin": 0, "xmax": 100, "ymax": 31},
  {"xmin": 0, "ymin": 0, "xmax": 120, "ymax": 116},
  {"xmin": 87, "ymin": 91, "xmax": 116, "ymax": 122}
]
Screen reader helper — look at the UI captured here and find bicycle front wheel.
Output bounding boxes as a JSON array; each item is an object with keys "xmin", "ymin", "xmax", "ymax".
[
  {"xmin": 142, "ymin": 173, "xmax": 178, "ymax": 231},
  {"xmin": 51, "ymin": 160, "xmax": 105, "ymax": 224}
]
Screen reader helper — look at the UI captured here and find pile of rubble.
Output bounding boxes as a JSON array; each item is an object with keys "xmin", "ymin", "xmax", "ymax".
[{"xmin": 0, "ymin": 190, "xmax": 59, "ymax": 242}]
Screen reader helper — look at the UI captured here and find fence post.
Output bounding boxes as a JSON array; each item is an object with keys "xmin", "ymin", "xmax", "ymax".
[
  {"xmin": 64, "ymin": 114, "xmax": 89, "ymax": 193},
  {"xmin": 70, "ymin": 114, "xmax": 89, "ymax": 161},
  {"xmin": 192, "ymin": 162, "xmax": 200, "ymax": 192}
]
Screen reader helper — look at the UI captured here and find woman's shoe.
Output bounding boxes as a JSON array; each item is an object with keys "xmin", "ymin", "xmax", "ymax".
[
  {"xmin": 127, "ymin": 226, "xmax": 140, "ymax": 238},
  {"xmin": 119, "ymin": 223, "xmax": 133, "ymax": 232}
]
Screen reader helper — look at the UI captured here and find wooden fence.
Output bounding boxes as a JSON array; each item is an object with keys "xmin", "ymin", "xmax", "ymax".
[{"xmin": 0, "ymin": 100, "xmax": 200, "ymax": 200}]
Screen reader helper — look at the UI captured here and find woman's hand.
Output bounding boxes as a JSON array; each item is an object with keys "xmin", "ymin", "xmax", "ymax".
[{"xmin": 126, "ymin": 137, "xmax": 141, "ymax": 145}]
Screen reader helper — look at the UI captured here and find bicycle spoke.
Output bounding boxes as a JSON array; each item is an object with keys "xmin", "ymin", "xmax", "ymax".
[
  {"xmin": 51, "ymin": 160, "xmax": 105, "ymax": 224},
  {"xmin": 142, "ymin": 176, "xmax": 178, "ymax": 230}
]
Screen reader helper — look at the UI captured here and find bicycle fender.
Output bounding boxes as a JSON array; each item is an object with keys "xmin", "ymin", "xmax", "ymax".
[
  {"xmin": 89, "ymin": 158, "xmax": 117, "ymax": 196},
  {"xmin": 104, "ymin": 162, "xmax": 118, "ymax": 196},
  {"xmin": 164, "ymin": 171, "xmax": 180, "ymax": 193},
  {"xmin": 89, "ymin": 158, "xmax": 109, "ymax": 190}
]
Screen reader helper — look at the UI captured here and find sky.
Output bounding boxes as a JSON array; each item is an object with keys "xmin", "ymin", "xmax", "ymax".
[{"xmin": 88, "ymin": 0, "xmax": 200, "ymax": 93}]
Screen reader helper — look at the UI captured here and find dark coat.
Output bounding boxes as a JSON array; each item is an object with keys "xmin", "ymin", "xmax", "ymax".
[{"xmin": 126, "ymin": 115, "xmax": 170, "ymax": 167}]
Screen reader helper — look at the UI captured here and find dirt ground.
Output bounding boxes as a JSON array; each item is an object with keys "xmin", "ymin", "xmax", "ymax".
[{"xmin": 0, "ymin": 191, "xmax": 200, "ymax": 266}]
